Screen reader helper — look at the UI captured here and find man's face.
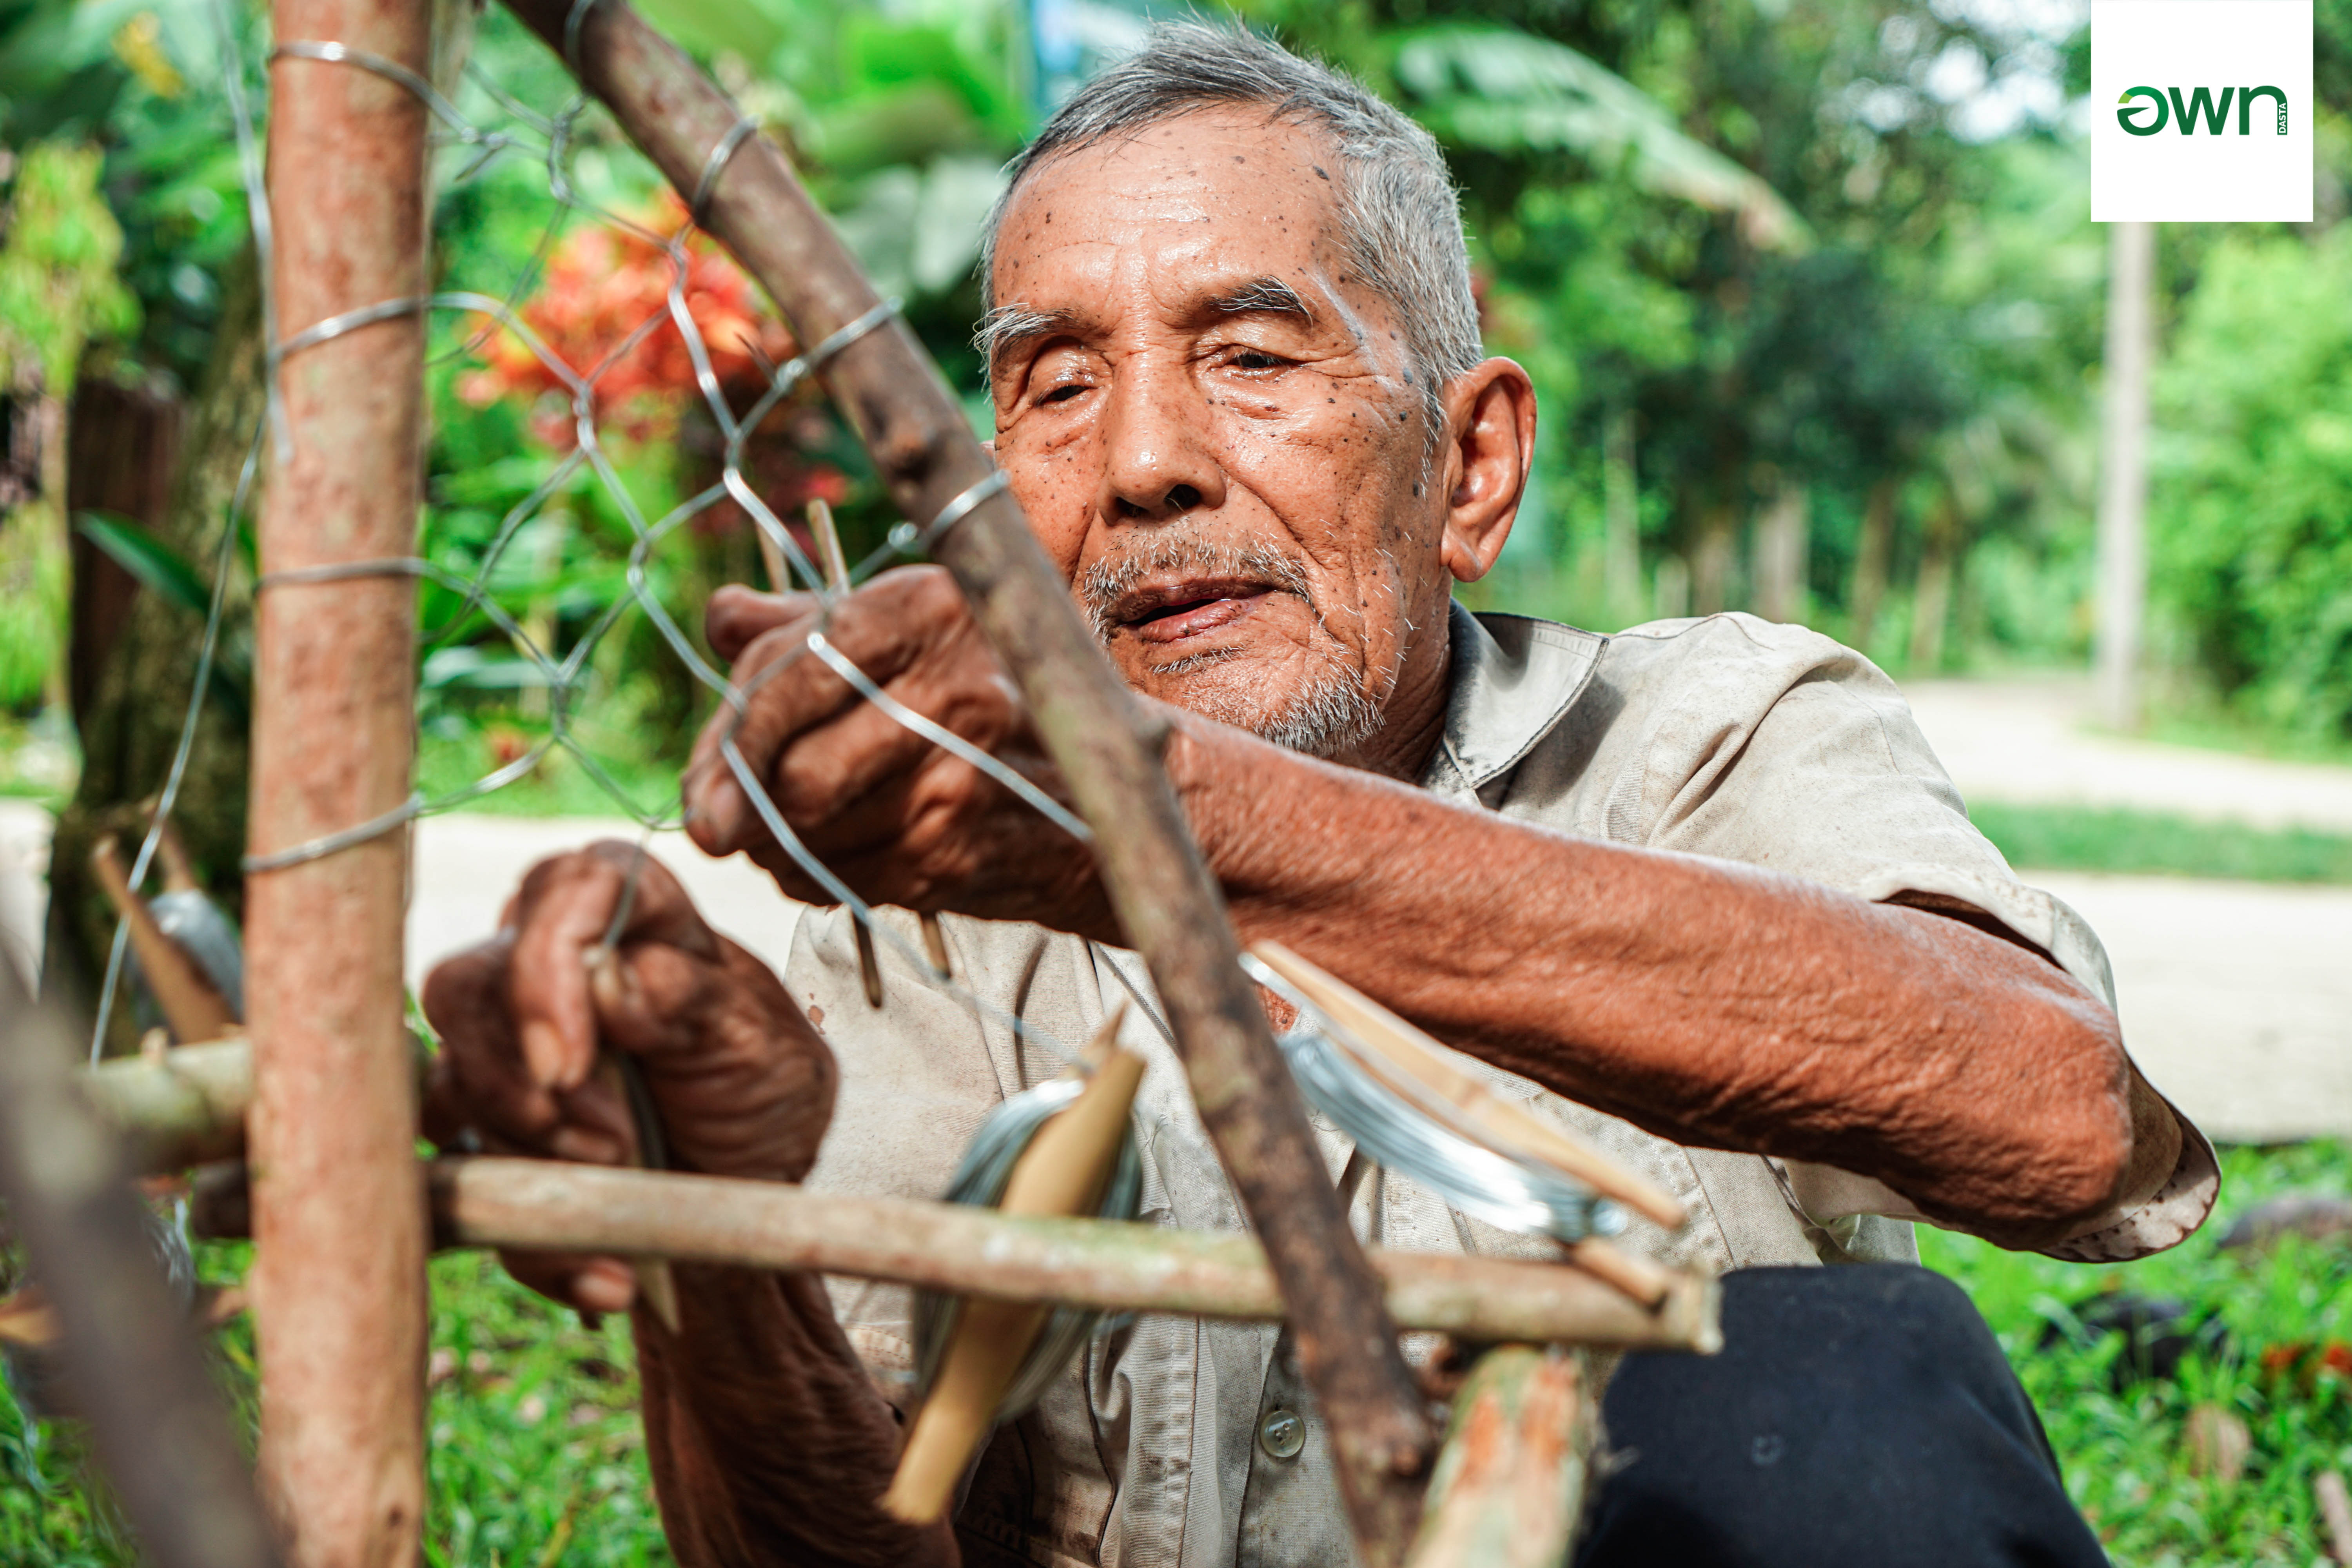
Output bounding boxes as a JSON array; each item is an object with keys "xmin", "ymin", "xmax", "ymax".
[{"xmin": 985, "ymin": 110, "xmax": 1467, "ymax": 762}]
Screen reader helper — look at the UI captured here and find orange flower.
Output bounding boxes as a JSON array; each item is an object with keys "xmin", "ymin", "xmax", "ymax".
[{"xmin": 461, "ymin": 191, "xmax": 798, "ymax": 448}]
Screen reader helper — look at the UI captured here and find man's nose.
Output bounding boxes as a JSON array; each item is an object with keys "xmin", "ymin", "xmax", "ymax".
[{"xmin": 1094, "ymin": 358, "xmax": 1227, "ymax": 523}]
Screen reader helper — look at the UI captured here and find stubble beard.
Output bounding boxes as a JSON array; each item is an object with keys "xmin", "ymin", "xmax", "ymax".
[{"xmin": 1078, "ymin": 534, "xmax": 1385, "ymax": 761}]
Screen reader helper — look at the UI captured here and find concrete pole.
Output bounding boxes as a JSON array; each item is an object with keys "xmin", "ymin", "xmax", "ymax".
[
  {"xmin": 2095, "ymin": 220, "xmax": 2155, "ymax": 732},
  {"xmin": 245, "ymin": 0, "xmax": 433, "ymax": 1561}
]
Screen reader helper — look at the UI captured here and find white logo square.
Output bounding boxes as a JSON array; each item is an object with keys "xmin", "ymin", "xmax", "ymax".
[{"xmin": 2091, "ymin": 0, "xmax": 2312, "ymax": 223}]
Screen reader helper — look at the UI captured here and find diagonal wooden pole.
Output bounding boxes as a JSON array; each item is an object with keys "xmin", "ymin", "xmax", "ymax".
[
  {"xmin": 496, "ymin": 0, "xmax": 1434, "ymax": 1549},
  {"xmin": 244, "ymin": 0, "xmax": 434, "ymax": 1560},
  {"xmin": 0, "ymin": 966, "xmax": 280, "ymax": 1568}
]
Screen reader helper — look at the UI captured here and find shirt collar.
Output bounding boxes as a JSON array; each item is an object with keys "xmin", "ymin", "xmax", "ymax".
[{"xmin": 1419, "ymin": 601, "xmax": 1606, "ymax": 799}]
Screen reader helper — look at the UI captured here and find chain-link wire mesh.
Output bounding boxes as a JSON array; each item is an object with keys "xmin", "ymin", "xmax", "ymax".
[
  {"xmin": 89, "ymin": 0, "xmax": 1103, "ymax": 1068},
  {"xmin": 86, "ymin": 0, "xmax": 1624, "ymax": 1252}
]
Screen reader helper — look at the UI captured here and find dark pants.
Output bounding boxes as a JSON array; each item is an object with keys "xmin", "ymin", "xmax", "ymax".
[{"xmin": 1575, "ymin": 1265, "xmax": 2109, "ymax": 1568}]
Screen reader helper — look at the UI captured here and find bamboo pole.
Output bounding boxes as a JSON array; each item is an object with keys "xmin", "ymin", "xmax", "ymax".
[
  {"xmin": 245, "ymin": 0, "xmax": 434, "ymax": 1559},
  {"xmin": 426, "ymin": 1158, "xmax": 1720, "ymax": 1351},
  {"xmin": 0, "ymin": 966, "xmax": 280, "ymax": 1568},
  {"xmin": 495, "ymin": 0, "xmax": 1433, "ymax": 1547},
  {"xmin": 1404, "ymin": 1346, "xmax": 1590, "ymax": 1568}
]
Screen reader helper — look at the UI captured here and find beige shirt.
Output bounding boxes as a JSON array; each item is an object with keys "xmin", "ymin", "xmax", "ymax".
[{"xmin": 782, "ymin": 606, "xmax": 2219, "ymax": 1568}]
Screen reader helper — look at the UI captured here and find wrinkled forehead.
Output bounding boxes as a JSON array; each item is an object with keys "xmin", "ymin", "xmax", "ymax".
[{"xmin": 987, "ymin": 108, "xmax": 1352, "ymax": 314}]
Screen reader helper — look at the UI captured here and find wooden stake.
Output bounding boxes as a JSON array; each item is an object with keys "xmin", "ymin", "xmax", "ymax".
[
  {"xmin": 886, "ymin": 1011, "xmax": 1145, "ymax": 1523},
  {"xmin": 852, "ymin": 919, "xmax": 885, "ymax": 1008},
  {"xmin": 247, "ymin": 0, "xmax": 434, "ymax": 1555},
  {"xmin": 920, "ymin": 910, "xmax": 951, "ymax": 980},
  {"xmin": 1405, "ymin": 1346, "xmax": 1590, "ymax": 1568},
  {"xmin": 1561, "ymin": 1238, "xmax": 1676, "ymax": 1311},
  {"xmin": 588, "ymin": 1054, "xmax": 682, "ymax": 1334},
  {"xmin": 1249, "ymin": 942, "xmax": 1686, "ymax": 1231},
  {"xmin": 89, "ymin": 836, "xmax": 238, "ymax": 1046},
  {"xmin": 583, "ymin": 938, "xmax": 682, "ymax": 1333},
  {"xmin": 806, "ymin": 496, "xmax": 850, "ymax": 593}
]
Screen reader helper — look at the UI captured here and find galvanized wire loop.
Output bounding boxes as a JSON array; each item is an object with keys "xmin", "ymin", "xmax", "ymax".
[
  {"xmin": 918, "ymin": 468, "xmax": 1010, "ymax": 552},
  {"xmin": 562, "ymin": 0, "xmax": 600, "ymax": 77},
  {"xmin": 98, "ymin": 0, "xmax": 1066, "ymax": 1071},
  {"xmin": 690, "ymin": 116, "xmax": 759, "ymax": 229},
  {"xmin": 243, "ymin": 797, "xmax": 427, "ymax": 875},
  {"xmin": 273, "ymin": 41, "xmax": 461, "ymax": 126}
]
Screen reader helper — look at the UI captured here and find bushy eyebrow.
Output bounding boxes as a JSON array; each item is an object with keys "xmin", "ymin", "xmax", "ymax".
[
  {"xmin": 1207, "ymin": 276, "xmax": 1314, "ymax": 323},
  {"xmin": 976, "ymin": 276, "xmax": 1318, "ymax": 379},
  {"xmin": 975, "ymin": 303, "xmax": 1081, "ymax": 375}
]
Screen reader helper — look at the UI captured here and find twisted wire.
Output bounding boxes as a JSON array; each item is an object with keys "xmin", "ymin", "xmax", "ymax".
[
  {"xmin": 86, "ymin": 0, "xmax": 1616, "ymax": 1271},
  {"xmin": 93, "ymin": 0, "xmax": 1099, "ymax": 1071}
]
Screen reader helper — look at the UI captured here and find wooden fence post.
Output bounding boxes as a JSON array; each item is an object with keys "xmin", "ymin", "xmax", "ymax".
[{"xmin": 244, "ymin": 0, "xmax": 434, "ymax": 1561}]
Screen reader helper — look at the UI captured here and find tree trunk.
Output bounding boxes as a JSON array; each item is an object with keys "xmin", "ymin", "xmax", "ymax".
[
  {"xmin": 1601, "ymin": 404, "xmax": 1642, "ymax": 626},
  {"xmin": 1688, "ymin": 500, "xmax": 1738, "ymax": 616},
  {"xmin": 66, "ymin": 379, "xmax": 186, "ymax": 721},
  {"xmin": 44, "ymin": 249, "xmax": 261, "ymax": 1050},
  {"xmin": 1849, "ymin": 475, "xmax": 1898, "ymax": 653},
  {"xmin": 1751, "ymin": 474, "xmax": 1808, "ymax": 625},
  {"xmin": 1908, "ymin": 490, "xmax": 1960, "ymax": 673},
  {"xmin": 2095, "ymin": 221, "xmax": 2154, "ymax": 732}
]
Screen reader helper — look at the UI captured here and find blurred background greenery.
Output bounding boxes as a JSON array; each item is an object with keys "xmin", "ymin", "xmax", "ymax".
[
  {"xmin": 6, "ymin": 0, "xmax": 2352, "ymax": 1562},
  {"xmin": 4, "ymin": 0, "xmax": 2352, "ymax": 802}
]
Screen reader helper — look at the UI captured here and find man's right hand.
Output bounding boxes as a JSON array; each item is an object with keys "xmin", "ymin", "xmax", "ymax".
[{"xmin": 421, "ymin": 841, "xmax": 836, "ymax": 1316}]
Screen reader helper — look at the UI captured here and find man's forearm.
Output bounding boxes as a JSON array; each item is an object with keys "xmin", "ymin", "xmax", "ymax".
[
  {"xmin": 1166, "ymin": 717, "xmax": 2139, "ymax": 1246},
  {"xmin": 636, "ymin": 1266, "xmax": 955, "ymax": 1568}
]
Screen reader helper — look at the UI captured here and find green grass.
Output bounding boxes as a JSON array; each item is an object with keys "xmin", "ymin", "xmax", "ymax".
[
  {"xmin": 2, "ymin": 1248, "xmax": 673, "ymax": 1567},
  {"xmin": 1971, "ymin": 801, "xmax": 2352, "ymax": 885},
  {"xmin": 1923, "ymin": 1138, "xmax": 2352, "ymax": 1566},
  {"xmin": 8, "ymin": 1146, "xmax": 2351, "ymax": 1565}
]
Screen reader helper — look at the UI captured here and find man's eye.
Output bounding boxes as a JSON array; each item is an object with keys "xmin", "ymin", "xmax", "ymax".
[
  {"xmin": 1038, "ymin": 384, "xmax": 1087, "ymax": 405},
  {"xmin": 1233, "ymin": 351, "xmax": 1287, "ymax": 371}
]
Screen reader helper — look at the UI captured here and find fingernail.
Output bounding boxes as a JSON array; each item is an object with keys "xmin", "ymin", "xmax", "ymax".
[
  {"xmin": 520, "ymin": 1020, "xmax": 569, "ymax": 1085},
  {"xmin": 575, "ymin": 1259, "xmax": 635, "ymax": 1315}
]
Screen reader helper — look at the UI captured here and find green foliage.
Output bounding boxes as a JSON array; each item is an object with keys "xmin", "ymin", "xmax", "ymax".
[
  {"xmin": 1384, "ymin": 24, "xmax": 1807, "ymax": 250},
  {"xmin": 2153, "ymin": 226, "xmax": 2352, "ymax": 743},
  {"xmin": 0, "ymin": 142, "xmax": 137, "ymax": 399},
  {"xmin": 1, "ymin": 1245, "xmax": 672, "ymax": 1566},
  {"xmin": 1926, "ymin": 1140, "xmax": 2352, "ymax": 1565},
  {"xmin": 9, "ymin": 1156, "xmax": 2347, "ymax": 1566},
  {"xmin": 1971, "ymin": 802, "xmax": 2352, "ymax": 885}
]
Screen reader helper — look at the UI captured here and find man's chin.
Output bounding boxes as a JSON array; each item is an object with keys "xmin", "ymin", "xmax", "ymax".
[{"xmin": 1127, "ymin": 650, "xmax": 1383, "ymax": 762}]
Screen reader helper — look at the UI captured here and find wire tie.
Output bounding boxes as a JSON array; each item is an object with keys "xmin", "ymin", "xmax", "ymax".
[
  {"xmin": 271, "ymin": 296, "xmax": 430, "ymax": 364},
  {"xmin": 272, "ymin": 41, "xmax": 466, "ymax": 128},
  {"xmin": 919, "ymin": 469, "xmax": 1010, "ymax": 551},
  {"xmin": 563, "ymin": 0, "xmax": 600, "ymax": 78},
  {"xmin": 690, "ymin": 116, "xmax": 759, "ymax": 230},
  {"xmin": 255, "ymin": 557, "xmax": 430, "ymax": 590},
  {"xmin": 243, "ymin": 793, "xmax": 425, "ymax": 874}
]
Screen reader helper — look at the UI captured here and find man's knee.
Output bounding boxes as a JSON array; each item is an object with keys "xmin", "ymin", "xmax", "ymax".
[{"xmin": 1574, "ymin": 1265, "xmax": 2107, "ymax": 1568}]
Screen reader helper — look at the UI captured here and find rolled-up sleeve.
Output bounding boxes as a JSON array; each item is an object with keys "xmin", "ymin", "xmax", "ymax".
[{"xmin": 1590, "ymin": 614, "xmax": 2219, "ymax": 1261}]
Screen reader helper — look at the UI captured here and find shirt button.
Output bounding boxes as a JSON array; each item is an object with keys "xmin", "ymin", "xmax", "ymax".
[{"xmin": 1258, "ymin": 1407, "xmax": 1306, "ymax": 1460}]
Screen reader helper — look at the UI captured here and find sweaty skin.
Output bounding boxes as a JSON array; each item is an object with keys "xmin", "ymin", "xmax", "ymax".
[{"xmin": 426, "ymin": 107, "xmax": 2178, "ymax": 1564}]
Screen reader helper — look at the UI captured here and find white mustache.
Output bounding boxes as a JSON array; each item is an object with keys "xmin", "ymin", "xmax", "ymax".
[{"xmin": 1078, "ymin": 534, "xmax": 1314, "ymax": 642}]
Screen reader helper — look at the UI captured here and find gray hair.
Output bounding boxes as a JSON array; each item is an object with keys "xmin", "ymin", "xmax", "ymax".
[{"xmin": 977, "ymin": 22, "xmax": 1483, "ymax": 438}]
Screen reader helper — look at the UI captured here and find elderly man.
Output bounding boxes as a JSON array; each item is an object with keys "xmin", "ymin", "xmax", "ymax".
[{"xmin": 425, "ymin": 24, "xmax": 2216, "ymax": 1568}]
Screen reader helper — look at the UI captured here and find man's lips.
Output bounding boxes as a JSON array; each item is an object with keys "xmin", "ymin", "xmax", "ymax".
[{"xmin": 1109, "ymin": 577, "xmax": 1284, "ymax": 646}]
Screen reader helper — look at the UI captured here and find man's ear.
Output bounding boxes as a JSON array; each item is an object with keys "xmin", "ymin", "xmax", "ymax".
[{"xmin": 1437, "ymin": 358, "xmax": 1537, "ymax": 584}]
